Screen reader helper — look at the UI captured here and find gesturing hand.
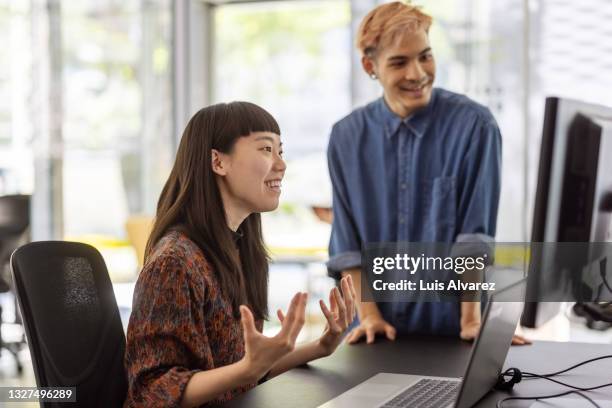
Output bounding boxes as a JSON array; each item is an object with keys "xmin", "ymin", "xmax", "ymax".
[
  {"xmin": 316, "ymin": 275, "xmax": 357, "ymax": 356},
  {"xmin": 239, "ymin": 292, "xmax": 307, "ymax": 382}
]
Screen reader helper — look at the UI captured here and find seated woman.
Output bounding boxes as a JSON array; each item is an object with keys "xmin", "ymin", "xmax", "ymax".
[{"xmin": 124, "ymin": 101, "xmax": 356, "ymax": 407}]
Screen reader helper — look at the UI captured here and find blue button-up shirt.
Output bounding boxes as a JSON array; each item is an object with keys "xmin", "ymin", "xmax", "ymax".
[{"xmin": 327, "ymin": 88, "xmax": 502, "ymax": 336}]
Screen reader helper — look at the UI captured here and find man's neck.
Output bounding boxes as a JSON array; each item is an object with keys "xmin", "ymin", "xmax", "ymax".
[{"xmin": 383, "ymin": 94, "xmax": 428, "ymax": 119}]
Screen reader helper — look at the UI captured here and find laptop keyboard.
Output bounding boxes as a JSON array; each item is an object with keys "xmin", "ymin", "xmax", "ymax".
[{"xmin": 380, "ymin": 378, "xmax": 460, "ymax": 408}]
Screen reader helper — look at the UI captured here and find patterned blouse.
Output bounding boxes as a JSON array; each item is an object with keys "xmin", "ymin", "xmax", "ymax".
[{"xmin": 124, "ymin": 229, "xmax": 262, "ymax": 407}]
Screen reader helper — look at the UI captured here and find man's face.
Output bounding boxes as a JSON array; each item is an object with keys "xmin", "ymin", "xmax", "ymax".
[{"xmin": 364, "ymin": 28, "xmax": 436, "ymax": 118}]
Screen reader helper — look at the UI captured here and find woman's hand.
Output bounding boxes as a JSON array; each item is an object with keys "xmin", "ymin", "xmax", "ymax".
[
  {"xmin": 239, "ymin": 292, "xmax": 307, "ymax": 382},
  {"xmin": 460, "ymin": 320, "xmax": 532, "ymax": 345},
  {"xmin": 315, "ymin": 275, "xmax": 357, "ymax": 356}
]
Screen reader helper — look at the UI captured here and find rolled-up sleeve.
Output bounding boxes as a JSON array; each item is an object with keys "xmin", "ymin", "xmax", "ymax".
[
  {"xmin": 326, "ymin": 126, "xmax": 362, "ymax": 278},
  {"xmin": 124, "ymin": 255, "xmax": 208, "ymax": 408},
  {"xmin": 456, "ymin": 119, "xmax": 502, "ymax": 242},
  {"xmin": 451, "ymin": 120, "xmax": 501, "ymax": 303}
]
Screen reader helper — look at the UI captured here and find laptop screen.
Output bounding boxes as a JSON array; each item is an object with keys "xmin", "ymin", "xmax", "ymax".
[{"xmin": 455, "ymin": 279, "xmax": 526, "ymax": 408}]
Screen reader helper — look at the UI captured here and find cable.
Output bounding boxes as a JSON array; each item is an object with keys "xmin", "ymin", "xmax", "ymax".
[
  {"xmin": 603, "ymin": 279, "xmax": 612, "ymax": 294},
  {"xmin": 500, "ymin": 368, "xmax": 612, "ymax": 390},
  {"xmin": 581, "ymin": 392, "xmax": 603, "ymax": 407},
  {"xmin": 601, "ymin": 266, "xmax": 612, "ymax": 294},
  {"xmin": 522, "ymin": 355, "xmax": 612, "ymax": 378},
  {"xmin": 520, "ymin": 371, "xmax": 606, "ymax": 390},
  {"xmin": 495, "ymin": 383, "xmax": 612, "ymax": 408},
  {"xmin": 495, "ymin": 355, "xmax": 612, "ymax": 407}
]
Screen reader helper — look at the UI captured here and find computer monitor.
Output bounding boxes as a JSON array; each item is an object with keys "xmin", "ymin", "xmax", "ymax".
[{"xmin": 521, "ymin": 96, "xmax": 612, "ymax": 328}]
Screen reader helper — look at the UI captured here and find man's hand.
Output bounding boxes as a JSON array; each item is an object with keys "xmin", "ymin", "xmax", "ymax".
[
  {"xmin": 460, "ymin": 320, "xmax": 531, "ymax": 345},
  {"xmin": 342, "ymin": 267, "xmax": 396, "ymax": 345},
  {"xmin": 345, "ymin": 314, "xmax": 396, "ymax": 344}
]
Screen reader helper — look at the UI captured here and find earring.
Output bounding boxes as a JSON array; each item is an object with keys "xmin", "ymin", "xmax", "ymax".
[{"xmin": 369, "ymin": 73, "xmax": 377, "ymax": 80}]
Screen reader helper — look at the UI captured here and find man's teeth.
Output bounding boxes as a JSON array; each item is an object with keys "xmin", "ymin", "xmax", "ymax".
[{"xmin": 265, "ymin": 180, "xmax": 281, "ymax": 188}]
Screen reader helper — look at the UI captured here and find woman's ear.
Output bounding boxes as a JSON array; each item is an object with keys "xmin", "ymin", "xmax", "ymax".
[{"xmin": 211, "ymin": 149, "xmax": 228, "ymax": 176}]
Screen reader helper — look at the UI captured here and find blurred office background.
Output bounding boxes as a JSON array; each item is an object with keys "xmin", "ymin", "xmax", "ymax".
[{"xmin": 1, "ymin": 0, "xmax": 612, "ymax": 386}]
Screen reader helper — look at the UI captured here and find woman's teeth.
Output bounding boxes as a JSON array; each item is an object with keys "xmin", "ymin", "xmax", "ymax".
[{"xmin": 265, "ymin": 180, "xmax": 281, "ymax": 189}]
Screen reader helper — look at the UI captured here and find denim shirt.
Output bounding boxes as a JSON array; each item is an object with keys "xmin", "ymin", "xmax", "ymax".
[{"xmin": 326, "ymin": 88, "xmax": 501, "ymax": 336}]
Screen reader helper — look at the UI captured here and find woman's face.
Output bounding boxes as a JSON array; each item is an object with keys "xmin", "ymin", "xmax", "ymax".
[{"xmin": 213, "ymin": 131, "xmax": 286, "ymax": 216}]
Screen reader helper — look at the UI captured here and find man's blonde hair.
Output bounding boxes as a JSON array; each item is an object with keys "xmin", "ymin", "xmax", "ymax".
[{"xmin": 356, "ymin": 1, "xmax": 433, "ymax": 57}]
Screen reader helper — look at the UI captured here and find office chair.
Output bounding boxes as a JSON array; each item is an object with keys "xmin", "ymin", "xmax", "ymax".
[
  {"xmin": 10, "ymin": 241, "xmax": 127, "ymax": 407},
  {"xmin": 0, "ymin": 194, "xmax": 31, "ymax": 374}
]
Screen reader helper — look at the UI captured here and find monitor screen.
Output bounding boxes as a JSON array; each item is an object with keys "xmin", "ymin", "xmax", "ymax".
[{"xmin": 522, "ymin": 97, "xmax": 612, "ymax": 328}]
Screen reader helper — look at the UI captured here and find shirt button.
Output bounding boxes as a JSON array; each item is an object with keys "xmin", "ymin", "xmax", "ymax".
[
  {"xmin": 399, "ymin": 217, "xmax": 405, "ymax": 224},
  {"xmin": 401, "ymin": 183, "xmax": 407, "ymax": 190}
]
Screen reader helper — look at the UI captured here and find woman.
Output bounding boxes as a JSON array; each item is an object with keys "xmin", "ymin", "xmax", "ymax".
[{"xmin": 124, "ymin": 102, "xmax": 356, "ymax": 407}]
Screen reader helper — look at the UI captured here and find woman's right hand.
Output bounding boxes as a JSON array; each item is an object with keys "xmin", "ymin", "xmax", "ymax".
[{"xmin": 239, "ymin": 292, "xmax": 307, "ymax": 382}]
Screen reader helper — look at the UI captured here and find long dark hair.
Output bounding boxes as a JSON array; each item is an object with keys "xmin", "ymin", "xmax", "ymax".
[{"xmin": 146, "ymin": 102, "xmax": 280, "ymax": 320}]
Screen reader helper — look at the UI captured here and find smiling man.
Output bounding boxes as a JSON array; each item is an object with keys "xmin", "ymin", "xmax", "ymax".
[{"xmin": 326, "ymin": 2, "xmax": 526, "ymax": 344}]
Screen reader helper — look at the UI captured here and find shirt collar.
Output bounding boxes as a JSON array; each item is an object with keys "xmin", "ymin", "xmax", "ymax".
[
  {"xmin": 230, "ymin": 227, "xmax": 243, "ymax": 243},
  {"xmin": 378, "ymin": 88, "xmax": 437, "ymax": 139}
]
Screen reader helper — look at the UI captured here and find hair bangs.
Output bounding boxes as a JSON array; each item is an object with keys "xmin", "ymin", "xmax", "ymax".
[{"xmin": 229, "ymin": 101, "xmax": 281, "ymax": 137}]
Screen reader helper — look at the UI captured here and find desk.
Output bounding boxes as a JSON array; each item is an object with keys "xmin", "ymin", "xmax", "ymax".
[{"xmin": 222, "ymin": 336, "xmax": 612, "ymax": 408}]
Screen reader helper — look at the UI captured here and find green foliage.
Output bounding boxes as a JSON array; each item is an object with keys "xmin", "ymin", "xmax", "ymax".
[{"xmin": 216, "ymin": 2, "xmax": 349, "ymax": 61}]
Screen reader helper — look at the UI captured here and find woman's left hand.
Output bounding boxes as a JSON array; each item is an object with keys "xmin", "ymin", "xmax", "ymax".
[
  {"xmin": 276, "ymin": 276, "xmax": 356, "ymax": 357},
  {"xmin": 317, "ymin": 275, "xmax": 357, "ymax": 356}
]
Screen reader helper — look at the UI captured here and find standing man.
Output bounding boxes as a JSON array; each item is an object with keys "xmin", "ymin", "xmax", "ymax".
[{"xmin": 327, "ymin": 2, "xmax": 527, "ymax": 344}]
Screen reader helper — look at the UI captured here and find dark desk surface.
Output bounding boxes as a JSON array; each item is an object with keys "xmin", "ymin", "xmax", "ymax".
[{"xmin": 222, "ymin": 336, "xmax": 612, "ymax": 408}]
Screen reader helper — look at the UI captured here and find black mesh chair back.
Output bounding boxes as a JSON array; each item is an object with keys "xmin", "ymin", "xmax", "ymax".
[{"xmin": 10, "ymin": 241, "xmax": 127, "ymax": 407}]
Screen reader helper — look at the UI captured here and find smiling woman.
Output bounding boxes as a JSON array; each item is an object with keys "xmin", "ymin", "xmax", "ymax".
[
  {"xmin": 124, "ymin": 101, "xmax": 357, "ymax": 408},
  {"xmin": 212, "ymin": 130, "xmax": 286, "ymax": 227}
]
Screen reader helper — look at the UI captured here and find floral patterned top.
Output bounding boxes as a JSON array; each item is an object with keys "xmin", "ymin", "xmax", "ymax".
[{"xmin": 124, "ymin": 229, "xmax": 261, "ymax": 407}]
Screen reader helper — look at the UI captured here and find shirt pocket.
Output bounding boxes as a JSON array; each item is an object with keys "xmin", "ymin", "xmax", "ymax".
[{"xmin": 421, "ymin": 177, "xmax": 457, "ymax": 241}]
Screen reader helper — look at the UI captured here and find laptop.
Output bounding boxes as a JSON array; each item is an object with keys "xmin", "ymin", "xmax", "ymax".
[{"xmin": 318, "ymin": 278, "xmax": 526, "ymax": 408}]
